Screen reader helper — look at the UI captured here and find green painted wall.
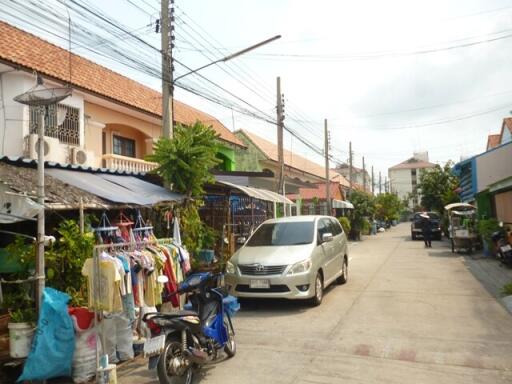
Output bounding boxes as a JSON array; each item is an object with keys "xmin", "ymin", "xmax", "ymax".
[
  {"xmin": 476, "ymin": 190, "xmax": 492, "ymax": 219},
  {"xmin": 217, "ymin": 145, "xmax": 236, "ymax": 171},
  {"xmin": 233, "ymin": 132, "xmax": 266, "ymax": 172}
]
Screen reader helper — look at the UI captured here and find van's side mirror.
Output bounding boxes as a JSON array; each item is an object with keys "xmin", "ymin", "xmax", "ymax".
[{"xmin": 322, "ymin": 233, "xmax": 334, "ymax": 243}]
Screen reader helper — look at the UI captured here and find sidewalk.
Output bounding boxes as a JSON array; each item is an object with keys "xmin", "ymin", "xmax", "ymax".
[{"xmin": 463, "ymin": 253, "xmax": 512, "ymax": 313}]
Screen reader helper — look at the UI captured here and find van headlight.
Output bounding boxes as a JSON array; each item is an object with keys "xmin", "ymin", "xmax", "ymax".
[
  {"xmin": 226, "ymin": 261, "xmax": 236, "ymax": 274},
  {"xmin": 287, "ymin": 259, "xmax": 312, "ymax": 275}
]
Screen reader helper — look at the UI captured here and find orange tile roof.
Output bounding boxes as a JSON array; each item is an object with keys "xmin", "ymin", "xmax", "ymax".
[
  {"xmin": 330, "ymin": 170, "xmax": 350, "ymax": 188},
  {"xmin": 0, "ymin": 21, "xmax": 244, "ymax": 147},
  {"xmin": 487, "ymin": 134, "xmax": 501, "ymax": 150},
  {"xmin": 288, "ymin": 182, "xmax": 343, "ymax": 201},
  {"xmin": 236, "ymin": 129, "xmax": 326, "ymax": 179}
]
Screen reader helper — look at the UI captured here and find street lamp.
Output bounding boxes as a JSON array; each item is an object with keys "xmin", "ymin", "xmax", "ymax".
[
  {"xmin": 164, "ymin": 34, "xmax": 282, "ymax": 137},
  {"xmin": 174, "ymin": 35, "xmax": 281, "ymax": 82},
  {"xmin": 14, "ymin": 74, "xmax": 72, "ymax": 311}
]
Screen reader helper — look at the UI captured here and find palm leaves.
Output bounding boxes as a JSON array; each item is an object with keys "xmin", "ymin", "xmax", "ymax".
[{"xmin": 147, "ymin": 121, "xmax": 221, "ymax": 199}]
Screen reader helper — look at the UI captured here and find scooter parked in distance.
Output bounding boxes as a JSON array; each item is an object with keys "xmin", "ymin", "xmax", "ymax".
[
  {"xmin": 491, "ymin": 228, "xmax": 512, "ymax": 267},
  {"xmin": 143, "ymin": 272, "xmax": 238, "ymax": 384}
]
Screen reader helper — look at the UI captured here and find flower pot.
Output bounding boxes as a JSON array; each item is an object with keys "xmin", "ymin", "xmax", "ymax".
[{"xmin": 8, "ymin": 322, "xmax": 34, "ymax": 358}]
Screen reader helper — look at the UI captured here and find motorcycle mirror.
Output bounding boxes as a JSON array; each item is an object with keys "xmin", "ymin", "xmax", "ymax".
[{"xmin": 157, "ymin": 275, "xmax": 169, "ymax": 284}]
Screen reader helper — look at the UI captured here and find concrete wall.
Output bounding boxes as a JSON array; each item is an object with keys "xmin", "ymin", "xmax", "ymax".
[
  {"xmin": 389, "ymin": 168, "xmax": 412, "ymax": 200},
  {"xmin": 476, "ymin": 144, "xmax": 512, "ymax": 192},
  {"xmin": 234, "ymin": 133, "xmax": 265, "ymax": 172},
  {"xmin": 0, "ymin": 70, "xmax": 85, "ymax": 162},
  {"xmin": 0, "ymin": 70, "xmax": 30, "ymax": 157},
  {"xmin": 501, "ymin": 128, "xmax": 511, "ymax": 145}
]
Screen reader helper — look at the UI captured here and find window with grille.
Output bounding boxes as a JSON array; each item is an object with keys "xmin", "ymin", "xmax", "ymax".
[
  {"xmin": 113, "ymin": 135, "xmax": 136, "ymax": 158},
  {"xmin": 29, "ymin": 104, "xmax": 80, "ymax": 145}
]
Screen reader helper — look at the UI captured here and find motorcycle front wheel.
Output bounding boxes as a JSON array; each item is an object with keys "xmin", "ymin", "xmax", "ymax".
[
  {"xmin": 157, "ymin": 336, "xmax": 193, "ymax": 384},
  {"xmin": 223, "ymin": 315, "xmax": 236, "ymax": 358}
]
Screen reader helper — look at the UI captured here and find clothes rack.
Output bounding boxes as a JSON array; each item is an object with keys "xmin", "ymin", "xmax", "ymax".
[{"xmin": 91, "ymin": 237, "xmax": 179, "ymax": 383}]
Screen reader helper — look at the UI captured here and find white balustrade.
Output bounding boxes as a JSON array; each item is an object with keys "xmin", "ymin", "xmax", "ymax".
[{"xmin": 102, "ymin": 154, "xmax": 158, "ymax": 173}]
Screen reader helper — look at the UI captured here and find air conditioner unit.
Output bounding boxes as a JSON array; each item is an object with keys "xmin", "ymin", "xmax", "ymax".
[
  {"xmin": 70, "ymin": 147, "xmax": 89, "ymax": 166},
  {"xmin": 26, "ymin": 134, "xmax": 59, "ymax": 161}
]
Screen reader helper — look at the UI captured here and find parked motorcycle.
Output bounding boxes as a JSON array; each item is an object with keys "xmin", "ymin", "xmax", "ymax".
[
  {"xmin": 143, "ymin": 272, "xmax": 237, "ymax": 384},
  {"xmin": 491, "ymin": 230, "xmax": 512, "ymax": 267}
]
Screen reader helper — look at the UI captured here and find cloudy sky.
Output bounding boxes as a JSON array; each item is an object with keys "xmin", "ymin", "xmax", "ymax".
[{"xmin": 4, "ymin": 0, "xmax": 512, "ymax": 181}]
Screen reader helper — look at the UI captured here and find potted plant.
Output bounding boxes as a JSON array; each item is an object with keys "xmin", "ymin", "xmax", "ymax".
[
  {"xmin": 3, "ymin": 237, "xmax": 37, "ymax": 358},
  {"xmin": 477, "ymin": 219, "xmax": 501, "ymax": 256},
  {"xmin": 4, "ymin": 292, "xmax": 36, "ymax": 359}
]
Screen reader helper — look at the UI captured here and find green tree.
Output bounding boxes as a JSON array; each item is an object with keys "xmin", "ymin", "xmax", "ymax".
[
  {"xmin": 417, "ymin": 162, "xmax": 460, "ymax": 213},
  {"xmin": 375, "ymin": 193, "xmax": 403, "ymax": 222},
  {"xmin": 349, "ymin": 190, "xmax": 375, "ymax": 238},
  {"xmin": 147, "ymin": 121, "xmax": 221, "ymax": 199},
  {"xmin": 147, "ymin": 121, "xmax": 221, "ymax": 256}
]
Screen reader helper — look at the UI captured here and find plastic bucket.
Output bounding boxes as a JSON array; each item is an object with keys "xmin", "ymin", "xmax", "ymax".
[{"xmin": 8, "ymin": 322, "xmax": 34, "ymax": 358}]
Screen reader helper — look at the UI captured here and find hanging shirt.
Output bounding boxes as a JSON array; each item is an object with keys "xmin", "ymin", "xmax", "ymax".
[{"xmin": 82, "ymin": 258, "xmax": 123, "ymax": 312}]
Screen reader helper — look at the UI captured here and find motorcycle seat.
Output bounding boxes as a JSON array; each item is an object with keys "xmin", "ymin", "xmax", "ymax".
[{"xmin": 156, "ymin": 310, "xmax": 198, "ymax": 318}]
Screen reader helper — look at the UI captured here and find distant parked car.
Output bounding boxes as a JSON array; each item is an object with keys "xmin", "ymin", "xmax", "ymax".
[
  {"xmin": 225, "ymin": 215, "xmax": 349, "ymax": 306},
  {"xmin": 411, "ymin": 212, "xmax": 442, "ymax": 240}
]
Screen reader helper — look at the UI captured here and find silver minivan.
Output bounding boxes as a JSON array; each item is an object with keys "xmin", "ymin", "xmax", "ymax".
[{"xmin": 225, "ymin": 215, "xmax": 349, "ymax": 306}]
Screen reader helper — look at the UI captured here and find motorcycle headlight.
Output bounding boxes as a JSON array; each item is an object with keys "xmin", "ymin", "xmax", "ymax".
[
  {"xmin": 287, "ymin": 259, "xmax": 312, "ymax": 275},
  {"xmin": 226, "ymin": 261, "xmax": 236, "ymax": 274}
]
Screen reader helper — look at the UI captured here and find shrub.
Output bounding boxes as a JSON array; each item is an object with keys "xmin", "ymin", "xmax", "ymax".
[{"xmin": 338, "ymin": 217, "xmax": 351, "ymax": 235}]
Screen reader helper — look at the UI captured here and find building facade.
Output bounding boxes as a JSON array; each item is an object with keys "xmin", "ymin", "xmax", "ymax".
[
  {"xmin": 388, "ymin": 152, "xmax": 436, "ymax": 208},
  {"xmin": 0, "ymin": 21, "xmax": 244, "ymax": 173}
]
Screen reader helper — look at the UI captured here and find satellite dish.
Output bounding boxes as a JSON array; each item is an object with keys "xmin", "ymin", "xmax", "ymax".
[{"xmin": 13, "ymin": 74, "xmax": 72, "ymax": 106}]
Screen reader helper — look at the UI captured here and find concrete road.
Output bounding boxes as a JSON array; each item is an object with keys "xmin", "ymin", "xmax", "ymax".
[{"xmin": 120, "ymin": 224, "xmax": 512, "ymax": 384}]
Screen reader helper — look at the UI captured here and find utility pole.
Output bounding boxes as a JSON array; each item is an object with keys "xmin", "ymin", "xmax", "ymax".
[
  {"xmin": 160, "ymin": 0, "xmax": 174, "ymax": 138},
  {"xmin": 324, "ymin": 119, "xmax": 331, "ymax": 215},
  {"xmin": 379, "ymin": 171, "xmax": 382, "ymax": 194},
  {"xmin": 276, "ymin": 77, "xmax": 285, "ymax": 196},
  {"xmin": 385, "ymin": 176, "xmax": 388, "ymax": 193},
  {"xmin": 362, "ymin": 156, "xmax": 366, "ymax": 193},
  {"xmin": 371, "ymin": 165, "xmax": 374, "ymax": 195},
  {"xmin": 349, "ymin": 141, "xmax": 353, "ymax": 197}
]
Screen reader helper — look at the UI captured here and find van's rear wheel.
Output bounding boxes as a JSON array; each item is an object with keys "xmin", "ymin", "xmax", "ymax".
[{"xmin": 336, "ymin": 258, "xmax": 348, "ymax": 285}]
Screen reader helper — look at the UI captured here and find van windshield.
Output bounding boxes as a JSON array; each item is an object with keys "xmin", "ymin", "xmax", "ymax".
[{"xmin": 246, "ymin": 222, "xmax": 315, "ymax": 246}]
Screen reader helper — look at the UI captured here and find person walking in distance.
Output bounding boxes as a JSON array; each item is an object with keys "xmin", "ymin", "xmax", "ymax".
[{"xmin": 420, "ymin": 212, "xmax": 432, "ymax": 248}]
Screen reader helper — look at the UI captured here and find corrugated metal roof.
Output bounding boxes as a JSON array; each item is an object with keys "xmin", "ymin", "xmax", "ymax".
[
  {"xmin": 1, "ymin": 156, "xmax": 184, "ymax": 207},
  {"xmin": 46, "ymin": 169, "xmax": 183, "ymax": 205},
  {"xmin": 0, "ymin": 156, "xmax": 148, "ymax": 176}
]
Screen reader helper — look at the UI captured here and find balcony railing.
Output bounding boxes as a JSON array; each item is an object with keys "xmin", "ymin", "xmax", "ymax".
[{"xmin": 102, "ymin": 154, "xmax": 158, "ymax": 173}]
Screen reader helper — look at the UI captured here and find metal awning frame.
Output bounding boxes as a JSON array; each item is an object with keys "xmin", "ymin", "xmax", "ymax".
[{"xmin": 217, "ymin": 180, "xmax": 294, "ymax": 205}]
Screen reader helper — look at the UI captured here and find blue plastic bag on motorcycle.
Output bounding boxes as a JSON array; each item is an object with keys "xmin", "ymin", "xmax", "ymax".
[
  {"xmin": 223, "ymin": 296, "xmax": 240, "ymax": 316},
  {"xmin": 18, "ymin": 287, "xmax": 75, "ymax": 382}
]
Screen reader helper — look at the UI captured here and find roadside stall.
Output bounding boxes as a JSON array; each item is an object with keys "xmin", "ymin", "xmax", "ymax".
[
  {"xmin": 0, "ymin": 157, "xmax": 185, "ymax": 382},
  {"xmin": 201, "ymin": 180, "xmax": 295, "ymax": 256},
  {"xmin": 445, "ymin": 203, "xmax": 478, "ymax": 254}
]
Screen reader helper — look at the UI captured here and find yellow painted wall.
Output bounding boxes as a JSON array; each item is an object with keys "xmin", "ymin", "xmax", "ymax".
[
  {"xmin": 84, "ymin": 102, "xmax": 160, "ymax": 166},
  {"xmin": 85, "ymin": 102, "xmax": 160, "ymax": 138},
  {"xmin": 104, "ymin": 124, "xmax": 148, "ymax": 158}
]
